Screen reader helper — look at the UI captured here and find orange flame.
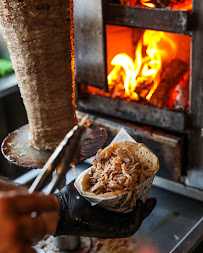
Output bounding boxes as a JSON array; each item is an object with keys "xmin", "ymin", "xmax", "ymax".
[
  {"xmin": 140, "ymin": 0, "xmax": 155, "ymax": 8},
  {"xmin": 120, "ymin": 0, "xmax": 192, "ymax": 11},
  {"xmin": 107, "ymin": 30, "xmax": 177, "ymax": 101},
  {"xmin": 171, "ymin": 1, "xmax": 192, "ymax": 11}
]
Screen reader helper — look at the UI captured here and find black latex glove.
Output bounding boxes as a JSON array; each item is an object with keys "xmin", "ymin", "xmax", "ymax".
[{"xmin": 54, "ymin": 180, "xmax": 156, "ymax": 239}]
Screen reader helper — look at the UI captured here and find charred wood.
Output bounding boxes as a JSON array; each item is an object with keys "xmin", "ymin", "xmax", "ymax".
[
  {"xmin": 173, "ymin": 74, "xmax": 190, "ymax": 110},
  {"xmin": 149, "ymin": 59, "xmax": 188, "ymax": 107},
  {"xmin": 135, "ymin": 81, "xmax": 153, "ymax": 100}
]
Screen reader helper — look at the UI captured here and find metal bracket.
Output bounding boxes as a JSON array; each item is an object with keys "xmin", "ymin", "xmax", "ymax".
[{"xmin": 74, "ymin": 0, "xmax": 108, "ymax": 91}]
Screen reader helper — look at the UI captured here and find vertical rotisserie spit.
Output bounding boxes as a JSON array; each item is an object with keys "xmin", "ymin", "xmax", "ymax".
[{"xmin": 0, "ymin": 0, "xmax": 77, "ymax": 151}]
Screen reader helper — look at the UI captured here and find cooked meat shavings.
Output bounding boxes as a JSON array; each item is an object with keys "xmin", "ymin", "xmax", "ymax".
[{"xmin": 89, "ymin": 147, "xmax": 142, "ymax": 195}]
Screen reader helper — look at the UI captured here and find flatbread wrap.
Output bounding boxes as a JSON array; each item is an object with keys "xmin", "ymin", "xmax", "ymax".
[{"xmin": 75, "ymin": 141, "xmax": 159, "ymax": 213}]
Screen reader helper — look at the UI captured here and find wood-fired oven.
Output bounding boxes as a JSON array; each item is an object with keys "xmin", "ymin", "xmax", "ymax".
[{"xmin": 73, "ymin": 0, "xmax": 203, "ymax": 191}]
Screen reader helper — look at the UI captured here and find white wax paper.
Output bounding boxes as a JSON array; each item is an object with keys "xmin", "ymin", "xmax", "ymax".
[{"xmin": 74, "ymin": 128, "xmax": 155, "ymax": 213}]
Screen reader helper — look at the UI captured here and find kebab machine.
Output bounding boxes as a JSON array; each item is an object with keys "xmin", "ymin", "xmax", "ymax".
[{"xmin": 0, "ymin": 1, "xmax": 202, "ymax": 253}]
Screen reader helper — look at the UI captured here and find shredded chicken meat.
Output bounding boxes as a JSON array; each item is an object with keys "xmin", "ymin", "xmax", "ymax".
[{"xmin": 88, "ymin": 147, "xmax": 142, "ymax": 195}]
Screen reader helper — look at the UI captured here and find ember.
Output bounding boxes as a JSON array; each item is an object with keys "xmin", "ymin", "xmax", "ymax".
[{"xmin": 120, "ymin": 0, "xmax": 192, "ymax": 11}]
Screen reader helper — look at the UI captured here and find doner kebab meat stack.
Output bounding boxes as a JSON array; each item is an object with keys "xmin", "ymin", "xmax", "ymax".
[{"xmin": 0, "ymin": 0, "xmax": 77, "ymax": 150}]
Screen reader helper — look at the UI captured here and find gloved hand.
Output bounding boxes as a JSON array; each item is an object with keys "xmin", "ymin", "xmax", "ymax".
[{"xmin": 54, "ymin": 180, "xmax": 156, "ymax": 238}]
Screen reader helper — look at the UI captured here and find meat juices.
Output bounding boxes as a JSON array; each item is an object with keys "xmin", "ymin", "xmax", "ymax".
[{"xmin": 0, "ymin": 0, "xmax": 77, "ymax": 150}]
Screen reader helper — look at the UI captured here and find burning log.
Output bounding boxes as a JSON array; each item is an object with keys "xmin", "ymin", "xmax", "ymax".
[
  {"xmin": 140, "ymin": 0, "xmax": 168, "ymax": 8},
  {"xmin": 135, "ymin": 81, "xmax": 153, "ymax": 100},
  {"xmin": 149, "ymin": 59, "xmax": 188, "ymax": 107},
  {"xmin": 0, "ymin": 0, "xmax": 77, "ymax": 150},
  {"xmin": 174, "ymin": 75, "xmax": 189, "ymax": 110},
  {"xmin": 120, "ymin": 0, "xmax": 192, "ymax": 11},
  {"xmin": 167, "ymin": 72, "xmax": 190, "ymax": 110},
  {"xmin": 120, "ymin": 0, "xmax": 167, "ymax": 7}
]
